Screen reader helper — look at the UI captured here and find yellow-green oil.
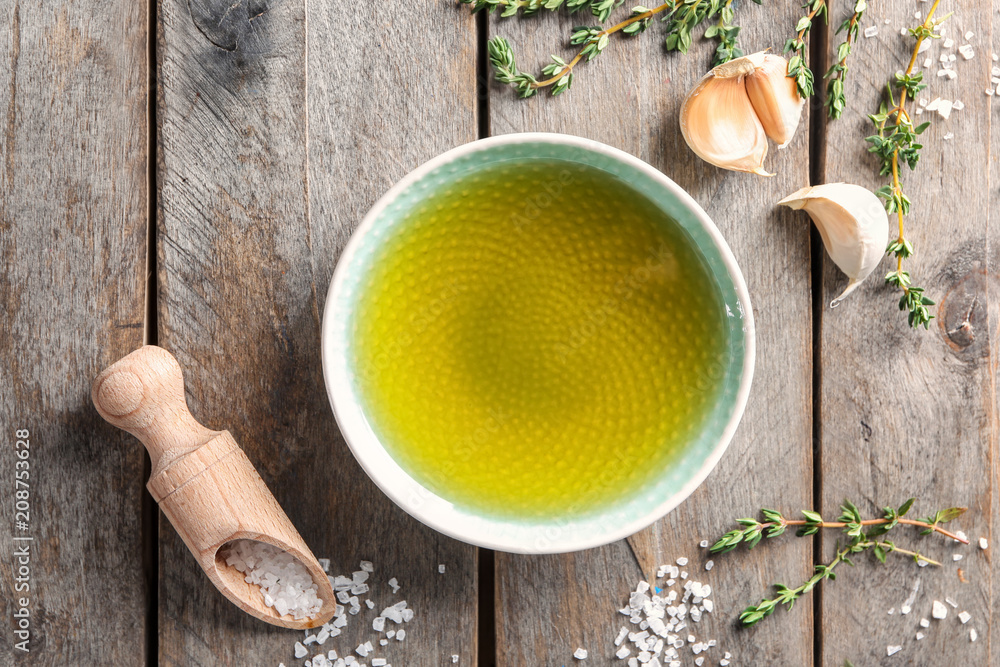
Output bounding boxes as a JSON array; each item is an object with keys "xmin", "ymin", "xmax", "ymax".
[{"xmin": 352, "ymin": 159, "xmax": 728, "ymax": 520}]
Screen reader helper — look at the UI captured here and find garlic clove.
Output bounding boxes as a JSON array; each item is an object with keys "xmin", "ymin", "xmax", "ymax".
[
  {"xmin": 778, "ymin": 183, "xmax": 889, "ymax": 306},
  {"xmin": 745, "ymin": 53, "xmax": 805, "ymax": 148},
  {"xmin": 679, "ymin": 53, "xmax": 772, "ymax": 176}
]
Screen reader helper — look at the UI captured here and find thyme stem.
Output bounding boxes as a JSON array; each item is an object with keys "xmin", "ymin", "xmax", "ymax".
[
  {"xmin": 532, "ymin": 2, "xmax": 674, "ymax": 88},
  {"xmin": 824, "ymin": 0, "xmax": 867, "ymax": 118},
  {"xmin": 758, "ymin": 517, "xmax": 967, "ymax": 544},
  {"xmin": 892, "ymin": 0, "xmax": 940, "ymax": 258},
  {"xmin": 867, "ymin": 4, "xmax": 947, "ymax": 328},
  {"xmin": 713, "ymin": 499, "xmax": 967, "ymax": 625}
]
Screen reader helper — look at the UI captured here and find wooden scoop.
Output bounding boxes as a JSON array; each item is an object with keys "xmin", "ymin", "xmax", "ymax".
[{"xmin": 92, "ymin": 345, "xmax": 336, "ymax": 629}]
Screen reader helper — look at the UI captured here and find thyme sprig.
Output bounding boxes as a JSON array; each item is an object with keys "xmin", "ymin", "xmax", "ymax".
[
  {"xmin": 461, "ymin": 0, "xmax": 626, "ymax": 22},
  {"xmin": 486, "ymin": 5, "xmax": 671, "ymax": 97},
  {"xmin": 703, "ymin": 0, "xmax": 746, "ymax": 67},
  {"xmin": 711, "ymin": 499, "xmax": 968, "ymax": 626},
  {"xmin": 784, "ymin": 0, "xmax": 826, "ymax": 98},
  {"xmin": 480, "ymin": 0, "xmax": 760, "ymax": 97},
  {"xmin": 823, "ymin": 0, "xmax": 867, "ymax": 119},
  {"xmin": 865, "ymin": 2, "xmax": 949, "ymax": 328}
]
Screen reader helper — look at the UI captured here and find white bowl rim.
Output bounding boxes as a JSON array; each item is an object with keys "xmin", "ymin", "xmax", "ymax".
[{"xmin": 320, "ymin": 132, "xmax": 756, "ymax": 554}]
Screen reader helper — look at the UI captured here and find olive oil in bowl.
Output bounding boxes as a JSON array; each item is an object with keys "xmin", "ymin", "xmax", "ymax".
[{"xmin": 350, "ymin": 158, "xmax": 729, "ymax": 521}]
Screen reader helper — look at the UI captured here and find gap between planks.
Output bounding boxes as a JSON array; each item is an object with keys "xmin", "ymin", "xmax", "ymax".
[
  {"xmin": 143, "ymin": 0, "xmax": 159, "ymax": 663},
  {"xmin": 475, "ymin": 10, "xmax": 498, "ymax": 667},
  {"xmin": 808, "ymin": 11, "xmax": 829, "ymax": 667}
]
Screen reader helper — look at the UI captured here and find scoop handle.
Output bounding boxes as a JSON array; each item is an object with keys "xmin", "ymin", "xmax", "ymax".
[{"xmin": 92, "ymin": 345, "xmax": 217, "ymax": 474}]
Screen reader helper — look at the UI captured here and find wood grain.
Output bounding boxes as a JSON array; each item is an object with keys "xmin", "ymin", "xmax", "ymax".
[
  {"xmin": 156, "ymin": 0, "xmax": 479, "ymax": 663},
  {"xmin": 0, "ymin": 0, "xmax": 149, "ymax": 663},
  {"xmin": 819, "ymin": 2, "xmax": 995, "ymax": 666},
  {"xmin": 488, "ymin": 6, "xmax": 815, "ymax": 665}
]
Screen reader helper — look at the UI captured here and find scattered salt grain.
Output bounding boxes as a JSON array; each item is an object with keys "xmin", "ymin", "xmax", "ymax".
[
  {"xmin": 946, "ymin": 597, "xmax": 958, "ymax": 608},
  {"xmin": 918, "ymin": 559, "xmax": 930, "ymax": 567},
  {"xmin": 438, "ymin": 564, "xmax": 446, "ymax": 574},
  {"xmin": 617, "ymin": 646, "xmax": 631, "ymax": 659},
  {"xmin": 452, "ymin": 656, "xmax": 460, "ymax": 664},
  {"xmin": 388, "ymin": 577, "xmax": 400, "ymax": 593},
  {"xmin": 953, "ymin": 100, "xmax": 965, "ymax": 110},
  {"xmin": 970, "ymin": 628, "xmax": 978, "ymax": 642},
  {"xmin": 574, "ymin": 648, "xmax": 588, "ymax": 660},
  {"xmin": 888, "ymin": 608, "xmax": 896, "ymax": 615},
  {"xmin": 959, "ymin": 611, "xmax": 971, "ymax": 624},
  {"xmin": 965, "ymin": 31, "xmax": 974, "ymax": 40},
  {"xmin": 319, "ymin": 558, "xmax": 330, "ymax": 572},
  {"xmin": 704, "ymin": 561, "xmax": 714, "ymax": 571},
  {"xmin": 953, "ymin": 554, "xmax": 963, "ymax": 561},
  {"xmin": 955, "ymin": 531, "xmax": 968, "ymax": 543},
  {"xmin": 295, "ymin": 642, "xmax": 308, "ymax": 659},
  {"xmin": 959, "ymin": 45, "xmax": 975, "ymax": 60},
  {"xmin": 676, "ymin": 557, "xmax": 689, "ymax": 566},
  {"xmin": 901, "ymin": 605, "xmax": 912, "ymax": 615},
  {"xmin": 944, "ymin": 38, "xmax": 955, "ymax": 49},
  {"xmin": 396, "ymin": 629, "xmax": 406, "ymax": 641},
  {"xmin": 916, "ymin": 632, "xmax": 925, "ymax": 640},
  {"xmin": 887, "ymin": 645, "xmax": 902, "ymax": 657},
  {"xmin": 920, "ymin": 618, "xmax": 930, "ymax": 628},
  {"xmin": 979, "ymin": 537, "xmax": 988, "ymax": 550},
  {"xmin": 699, "ymin": 540, "xmax": 709, "ymax": 548},
  {"xmin": 932, "ymin": 600, "xmax": 948, "ymax": 619},
  {"xmin": 923, "ymin": 58, "xmax": 933, "ymax": 68},
  {"xmin": 864, "ymin": 26, "xmax": 878, "ymax": 39}
]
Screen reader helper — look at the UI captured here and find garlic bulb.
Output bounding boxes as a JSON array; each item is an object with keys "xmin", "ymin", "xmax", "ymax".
[
  {"xmin": 778, "ymin": 183, "xmax": 889, "ymax": 306},
  {"xmin": 745, "ymin": 54, "xmax": 805, "ymax": 148},
  {"xmin": 680, "ymin": 51, "xmax": 804, "ymax": 174}
]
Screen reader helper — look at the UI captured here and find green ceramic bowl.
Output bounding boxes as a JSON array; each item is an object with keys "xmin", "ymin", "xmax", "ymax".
[{"xmin": 321, "ymin": 133, "xmax": 754, "ymax": 553}]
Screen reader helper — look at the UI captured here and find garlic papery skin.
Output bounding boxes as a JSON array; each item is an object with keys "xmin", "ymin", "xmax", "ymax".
[
  {"xmin": 679, "ymin": 53, "xmax": 772, "ymax": 176},
  {"xmin": 778, "ymin": 183, "xmax": 890, "ymax": 306},
  {"xmin": 745, "ymin": 54, "xmax": 805, "ymax": 148}
]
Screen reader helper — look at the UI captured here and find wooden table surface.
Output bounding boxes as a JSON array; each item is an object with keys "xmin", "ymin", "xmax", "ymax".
[{"xmin": 1, "ymin": 0, "xmax": 996, "ymax": 665}]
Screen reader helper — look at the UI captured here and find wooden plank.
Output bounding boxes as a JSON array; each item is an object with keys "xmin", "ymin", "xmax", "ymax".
[
  {"xmin": 0, "ymin": 0, "xmax": 149, "ymax": 663},
  {"xmin": 156, "ymin": 0, "xmax": 478, "ymax": 664},
  {"xmin": 488, "ymin": 6, "xmax": 814, "ymax": 665},
  {"xmin": 819, "ymin": 1, "xmax": 995, "ymax": 665},
  {"xmin": 991, "ymin": 23, "xmax": 999, "ymax": 667}
]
